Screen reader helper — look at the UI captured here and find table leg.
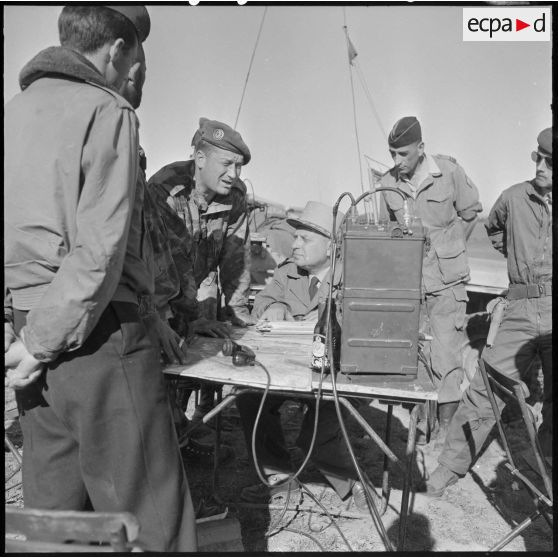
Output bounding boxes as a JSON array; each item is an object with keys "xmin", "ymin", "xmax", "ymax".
[
  {"xmin": 380, "ymin": 405, "xmax": 393, "ymax": 516},
  {"xmin": 212, "ymin": 387, "xmax": 223, "ymax": 503},
  {"xmin": 398, "ymin": 403, "xmax": 418, "ymax": 551},
  {"xmin": 338, "ymin": 397, "xmax": 403, "ymax": 472}
]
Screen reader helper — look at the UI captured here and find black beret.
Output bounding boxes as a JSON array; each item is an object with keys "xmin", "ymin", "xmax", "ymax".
[
  {"xmin": 537, "ymin": 127, "xmax": 552, "ymax": 157},
  {"xmin": 388, "ymin": 116, "xmax": 422, "ymax": 148},
  {"xmin": 192, "ymin": 117, "xmax": 251, "ymax": 165},
  {"xmin": 107, "ymin": 6, "xmax": 151, "ymax": 42}
]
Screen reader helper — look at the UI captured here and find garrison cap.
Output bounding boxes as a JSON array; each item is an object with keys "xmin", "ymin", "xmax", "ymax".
[
  {"xmin": 107, "ymin": 6, "xmax": 151, "ymax": 42},
  {"xmin": 537, "ymin": 127, "xmax": 552, "ymax": 157},
  {"xmin": 388, "ymin": 116, "xmax": 422, "ymax": 148},
  {"xmin": 287, "ymin": 201, "xmax": 344, "ymax": 239},
  {"xmin": 192, "ymin": 117, "xmax": 251, "ymax": 165}
]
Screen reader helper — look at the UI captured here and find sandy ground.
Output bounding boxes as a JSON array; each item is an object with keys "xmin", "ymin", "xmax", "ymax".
[{"xmin": 6, "ymin": 378, "xmax": 552, "ymax": 552}]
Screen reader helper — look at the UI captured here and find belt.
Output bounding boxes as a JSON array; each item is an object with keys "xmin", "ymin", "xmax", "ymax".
[{"xmin": 507, "ymin": 283, "xmax": 552, "ymax": 300}]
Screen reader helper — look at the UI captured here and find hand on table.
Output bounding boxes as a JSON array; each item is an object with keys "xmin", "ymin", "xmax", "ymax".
[
  {"xmin": 191, "ymin": 317, "xmax": 231, "ymax": 338},
  {"xmin": 259, "ymin": 304, "xmax": 294, "ymax": 323},
  {"xmin": 230, "ymin": 312, "xmax": 257, "ymax": 328}
]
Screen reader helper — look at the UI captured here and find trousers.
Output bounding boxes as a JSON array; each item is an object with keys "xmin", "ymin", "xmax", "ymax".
[
  {"xmin": 438, "ymin": 296, "xmax": 552, "ymax": 475},
  {"xmin": 14, "ymin": 302, "xmax": 197, "ymax": 551},
  {"xmin": 423, "ymin": 284, "xmax": 469, "ymax": 404},
  {"xmin": 236, "ymin": 393, "xmax": 356, "ymax": 499}
]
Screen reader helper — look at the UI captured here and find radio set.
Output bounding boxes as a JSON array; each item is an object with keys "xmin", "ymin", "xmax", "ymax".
[{"xmin": 312, "ymin": 209, "xmax": 425, "ymax": 381}]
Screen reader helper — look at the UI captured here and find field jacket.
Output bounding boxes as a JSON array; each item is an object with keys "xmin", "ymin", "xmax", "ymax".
[
  {"xmin": 380, "ymin": 154, "xmax": 482, "ymax": 294},
  {"xmin": 486, "ymin": 180, "xmax": 552, "ymax": 288},
  {"xmin": 4, "ymin": 47, "xmax": 147, "ymax": 361}
]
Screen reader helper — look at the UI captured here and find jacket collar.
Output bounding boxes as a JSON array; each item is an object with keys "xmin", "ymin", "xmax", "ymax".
[
  {"xmin": 393, "ymin": 153, "xmax": 441, "ymax": 197},
  {"xmin": 525, "ymin": 180, "xmax": 552, "ymax": 208},
  {"xmin": 19, "ymin": 46, "xmax": 110, "ymax": 91}
]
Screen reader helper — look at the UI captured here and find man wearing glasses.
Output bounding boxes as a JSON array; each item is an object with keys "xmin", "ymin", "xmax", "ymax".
[{"xmin": 427, "ymin": 127, "xmax": 553, "ymax": 496}]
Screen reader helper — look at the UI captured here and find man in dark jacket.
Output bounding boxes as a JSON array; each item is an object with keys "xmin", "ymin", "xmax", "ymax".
[
  {"xmin": 427, "ymin": 128, "xmax": 553, "ymax": 496},
  {"xmin": 237, "ymin": 202, "xmax": 382, "ymax": 513},
  {"xmin": 4, "ymin": 6, "xmax": 196, "ymax": 551},
  {"xmin": 148, "ymin": 118, "xmax": 255, "ymax": 429}
]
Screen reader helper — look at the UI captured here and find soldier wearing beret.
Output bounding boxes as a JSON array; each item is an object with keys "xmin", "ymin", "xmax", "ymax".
[
  {"xmin": 380, "ymin": 116, "xmax": 482, "ymax": 446},
  {"xmin": 237, "ymin": 202, "xmax": 383, "ymax": 513},
  {"xmin": 147, "ymin": 118, "xmax": 255, "ymax": 430},
  {"xmin": 4, "ymin": 6, "xmax": 196, "ymax": 551},
  {"xmin": 427, "ymin": 127, "xmax": 553, "ymax": 496}
]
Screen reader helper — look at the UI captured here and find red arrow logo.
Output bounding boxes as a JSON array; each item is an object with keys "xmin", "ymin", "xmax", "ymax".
[{"xmin": 516, "ymin": 19, "xmax": 530, "ymax": 31}]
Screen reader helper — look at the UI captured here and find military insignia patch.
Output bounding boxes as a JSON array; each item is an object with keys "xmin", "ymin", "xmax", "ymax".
[{"xmin": 213, "ymin": 129, "xmax": 225, "ymax": 140}]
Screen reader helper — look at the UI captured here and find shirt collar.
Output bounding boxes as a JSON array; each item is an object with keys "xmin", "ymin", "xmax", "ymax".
[
  {"xmin": 309, "ymin": 267, "xmax": 329, "ymax": 284},
  {"xmin": 395, "ymin": 153, "xmax": 441, "ymax": 183}
]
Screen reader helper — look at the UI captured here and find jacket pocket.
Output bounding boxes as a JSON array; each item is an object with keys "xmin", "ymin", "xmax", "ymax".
[{"xmin": 434, "ymin": 239, "xmax": 468, "ymax": 285}]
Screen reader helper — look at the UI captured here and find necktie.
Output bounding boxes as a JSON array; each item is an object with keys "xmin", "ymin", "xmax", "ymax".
[{"xmin": 309, "ymin": 276, "xmax": 320, "ymax": 300}]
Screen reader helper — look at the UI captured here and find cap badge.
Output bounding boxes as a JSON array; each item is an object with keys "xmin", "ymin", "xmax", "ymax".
[{"xmin": 213, "ymin": 129, "xmax": 225, "ymax": 140}]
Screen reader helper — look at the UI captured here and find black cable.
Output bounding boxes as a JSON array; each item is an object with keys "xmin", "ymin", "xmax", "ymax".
[
  {"xmin": 300, "ymin": 481, "xmax": 353, "ymax": 551},
  {"xmin": 322, "ymin": 192, "xmax": 396, "ymax": 551},
  {"xmin": 267, "ymin": 526, "xmax": 326, "ymax": 551},
  {"xmin": 250, "ymin": 360, "xmax": 349, "ymax": 545}
]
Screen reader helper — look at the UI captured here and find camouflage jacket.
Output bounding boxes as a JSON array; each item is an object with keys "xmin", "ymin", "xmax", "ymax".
[{"xmin": 147, "ymin": 160, "xmax": 252, "ymax": 328}]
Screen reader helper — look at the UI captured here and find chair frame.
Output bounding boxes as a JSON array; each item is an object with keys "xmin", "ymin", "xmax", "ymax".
[{"xmin": 478, "ymin": 359, "xmax": 553, "ymax": 551}]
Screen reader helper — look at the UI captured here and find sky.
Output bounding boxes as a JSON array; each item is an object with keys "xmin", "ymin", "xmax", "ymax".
[{"xmin": 3, "ymin": 3, "xmax": 552, "ymax": 213}]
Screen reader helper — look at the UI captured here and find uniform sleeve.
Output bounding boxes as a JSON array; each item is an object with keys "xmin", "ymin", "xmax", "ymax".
[
  {"xmin": 21, "ymin": 105, "xmax": 139, "ymax": 361},
  {"xmin": 453, "ymin": 164, "xmax": 483, "ymax": 222},
  {"xmin": 485, "ymin": 191, "xmax": 508, "ymax": 257},
  {"xmin": 252, "ymin": 267, "xmax": 290, "ymax": 319},
  {"xmin": 146, "ymin": 183, "xmax": 200, "ymax": 331},
  {"xmin": 220, "ymin": 198, "xmax": 252, "ymax": 317}
]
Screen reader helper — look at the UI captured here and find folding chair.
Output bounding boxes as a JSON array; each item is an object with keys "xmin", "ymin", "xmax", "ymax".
[
  {"xmin": 5, "ymin": 506, "xmax": 141, "ymax": 552},
  {"xmin": 478, "ymin": 359, "xmax": 553, "ymax": 551}
]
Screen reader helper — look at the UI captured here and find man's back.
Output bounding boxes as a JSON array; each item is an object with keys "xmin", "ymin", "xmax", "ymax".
[{"xmin": 5, "ymin": 76, "xmax": 137, "ymax": 300}]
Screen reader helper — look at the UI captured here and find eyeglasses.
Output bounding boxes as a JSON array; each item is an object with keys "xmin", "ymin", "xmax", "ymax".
[{"xmin": 531, "ymin": 151, "xmax": 552, "ymax": 169}]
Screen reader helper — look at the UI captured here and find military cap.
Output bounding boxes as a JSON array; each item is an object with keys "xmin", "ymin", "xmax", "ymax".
[
  {"xmin": 107, "ymin": 6, "xmax": 151, "ymax": 42},
  {"xmin": 388, "ymin": 116, "xmax": 422, "ymax": 148},
  {"xmin": 287, "ymin": 201, "xmax": 344, "ymax": 239},
  {"xmin": 192, "ymin": 117, "xmax": 251, "ymax": 165},
  {"xmin": 537, "ymin": 127, "xmax": 552, "ymax": 157}
]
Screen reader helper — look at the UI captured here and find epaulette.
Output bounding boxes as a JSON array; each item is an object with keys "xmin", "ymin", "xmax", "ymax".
[
  {"xmin": 85, "ymin": 81, "xmax": 134, "ymax": 111},
  {"xmin": 278, "ymin": 258, "xmax": 293, "ymax": 269},
  {"xmin": 434, "ymin": 154, "xmax": 457, "ymax": 165}
]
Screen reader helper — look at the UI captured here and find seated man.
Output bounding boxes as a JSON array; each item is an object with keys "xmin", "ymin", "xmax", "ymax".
[{"xmin": 237, "ymin": 201, "xmax": 381, "ymax": 513}]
